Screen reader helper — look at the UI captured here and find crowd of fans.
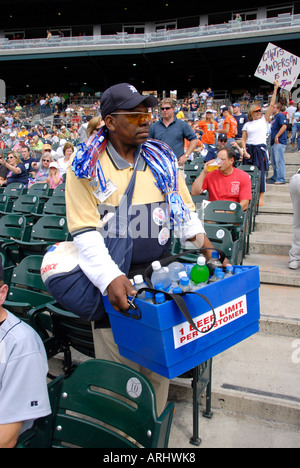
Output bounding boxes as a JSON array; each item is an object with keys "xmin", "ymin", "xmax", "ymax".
[{"xmin": 0, "ymin": 84, "xmax": 297, "ymax": 191}]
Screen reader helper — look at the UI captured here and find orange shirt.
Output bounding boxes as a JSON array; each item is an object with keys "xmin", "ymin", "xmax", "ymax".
[
  {"xmin": 197, "ymin": 120, "xmax": 218, "ymax": 145},
  {"xmin": 223, "ymin": 115, "xmax": 237, "ymax": 139}
]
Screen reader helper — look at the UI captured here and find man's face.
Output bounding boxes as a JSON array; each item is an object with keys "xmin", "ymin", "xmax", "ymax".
[
  {"xmin": 21, "ymin": 147, "xmax": 30, "ymax": 159},
  {"xmin": 217, "ymin": 138, "xmax": 227, "ymax": 150},
  {"xmin": 218, "ymin": 150, "xmax": 233, "ymax": 173},
  {"xmin": 108, "ymin": 103, "xmax": 151, "ymax": 146}
]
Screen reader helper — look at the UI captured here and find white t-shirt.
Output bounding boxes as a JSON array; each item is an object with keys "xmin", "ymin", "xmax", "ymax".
[
  {"xmin": 242, "ymin": 117, "xmax": 268, "ymax": 145},
  {"xmin": 0, "ymin": 311, "xmax": 51, "ymax": 434}
]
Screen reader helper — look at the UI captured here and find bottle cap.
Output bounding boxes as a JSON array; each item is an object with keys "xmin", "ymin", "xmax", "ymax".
[
  {"xmin": 172, "ymin": 287, "xmax": 182, "ymax": 294},
  {"xmin": 197, "ymin": 256, "xmax": 206, "ymax": 266},
  {"xmin": 154, "ymin": 282, "xmax": 163, "ymax": 290},
  {"xmin": 178, "ymin": 271, "xmax": 188, "ymax": 279},
  {"xmin": 180, "ymin": 276, "xmax": 189, "ymax": 286},
  {"xmin": 152, "ymin": 260, "xmax": 161, "ymax": 271},
  {"xmin": 133, "ymin": 274, "xmax": 143, "ymax": 284},
  {"xmin": 155, "ymin": 293, "xmax": 165, "ymax": 304},
  {"xmin": 211, "ymin": 251, "xmax": 219, "ymax": 258}
]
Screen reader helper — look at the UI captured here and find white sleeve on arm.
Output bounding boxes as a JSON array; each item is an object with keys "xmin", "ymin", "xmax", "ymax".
[
  {"xmin": 73, "ymin": 230, "xmax": 125, "ymax": 295},
  {"xmin": 177, "ymin": 211, "xmax": 205, "ymax": 244}
]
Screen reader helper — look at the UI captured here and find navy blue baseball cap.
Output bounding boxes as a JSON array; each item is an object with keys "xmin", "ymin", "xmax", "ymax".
[{"xmin": 101, "ymin": 83, "xmax": 157, "ymax": 119}]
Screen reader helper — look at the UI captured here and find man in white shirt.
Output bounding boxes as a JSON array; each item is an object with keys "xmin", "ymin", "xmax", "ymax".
[{"xmin": 0, "ymin": 259, "xmax": 51, "ymax": 448}]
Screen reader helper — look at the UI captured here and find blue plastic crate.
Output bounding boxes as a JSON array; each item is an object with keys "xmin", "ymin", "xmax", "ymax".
[{"xmin": 103, "ymin": 265, "xmax": 260, "ymax": 379}]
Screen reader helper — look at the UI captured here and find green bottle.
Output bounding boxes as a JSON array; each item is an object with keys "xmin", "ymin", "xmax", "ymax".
[{"xmin": 190, "ymin": 256, "xmax": 209, "ymax": 285}]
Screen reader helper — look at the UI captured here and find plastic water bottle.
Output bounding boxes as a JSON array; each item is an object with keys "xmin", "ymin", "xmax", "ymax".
[
  {"xmin": 155, "ymin": 293, "xmax": 166, "ymax": 304},
  {"xmin": 225, "ymin": 265, "xmax": 234, "ymax": 277},
  {"xmin": 215, "ymin": 270, "xmax": 225, "ymax": 281},
  {"xmin": 208, "ymin": 267, "xmax": 223, "ymax": 283},
  {"xmin": 183, "ymin": 263, "xmax": 194, "ymax": 278},
  {"xmin": 151, "ymin": 261, "xmax": 172, "ymax": 292},
  {"xmin": 144, "ymin": 291, "xmax": 155, "ymax": 304},
  {"xmin": 133, "ymin": 275, "xmax": 147, "ymax": 299},
  {"xmin": 207, "ymin": 251, "xmax": 222, "ymax": 273},
  {"xmin": 190, "ymin": 256, "xmax": 209, "ymax": 285},
  {"xmin": 168, "ymin": 261, "xmax": 186, "ymax": 286},
  {"xmin": 178, "ymin": 271, "xmax": 194, "ymax": 292}
]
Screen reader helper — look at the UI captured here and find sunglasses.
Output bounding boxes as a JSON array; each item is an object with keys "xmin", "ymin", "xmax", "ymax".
[
  {"xmin": 7, "ymin": 156, "xmax": 15, "ymax": 159},
  {"xmin": 111, "ymin": 112, "xmax": 151, "ymax": 125},
  {"xmin": 219, "ymin": 140, "xmax": 227, "ymax": 143},
  {"xmin": 43, "ymin": 159, "xmax": 50, "ymax": 162},
  {"xmin": 161, "ymin": 107, "xmax": 172, "ymax": 111}
]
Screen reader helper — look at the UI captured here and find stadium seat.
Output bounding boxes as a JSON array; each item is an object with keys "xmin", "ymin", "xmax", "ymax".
[
  {"xmin": 13, "ymin": 215, "xmax": 71, "ymax": 260},
  {"xmin": 17, "ymin": 359, "xmax": 174, "ymax": 448},
  {"xmin": 12, "ymin": 194, "xmax": 44, "ymax": 221},
  {"xmin": 3, "ymin": 255, "xmax": 59, "ymax": 359},
  {"xmin": 0, "ymin": 214, "xmax": 32, "ymax": 265},
  {"xmin": 203, "ymin": 200, "xmax": 247, "ymax": 261},
  {"xmin": 42, "ymin": 195, "xmax": 66, "ymax": 216},
  {"xmin": 0, "ymin": 194, "xmax": 13, "ymax": 216},
  {"xmin": 31, "ymin": 302, "xmax": 95, "ymax": 376},
  {"xmin": 26, "ymin": 183, "xmax": 52, "ymax": 199},
  {"xmin": 3, "ymin": 183, "xmax": 26, "ymax": 199}
]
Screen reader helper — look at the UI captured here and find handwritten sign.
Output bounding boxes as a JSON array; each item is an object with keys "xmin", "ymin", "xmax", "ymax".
[{"xmin": 254, "ymin": 43, "xmax": 300, "ymax": 91}]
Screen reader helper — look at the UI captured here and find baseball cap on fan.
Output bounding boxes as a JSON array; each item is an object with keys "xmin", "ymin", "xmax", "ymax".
[{"xmin": 100, "ymin": 83, "xmax": 158, "ymax": 119}]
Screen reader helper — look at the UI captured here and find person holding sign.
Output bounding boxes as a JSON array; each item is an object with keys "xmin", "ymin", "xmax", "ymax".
[{"xmin": 241, "ymin": 80, "xmax": 280, "ymax": 206}]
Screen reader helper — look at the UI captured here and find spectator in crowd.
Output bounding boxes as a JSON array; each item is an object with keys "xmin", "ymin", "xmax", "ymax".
[
  {"xmin": 87, "ymin": 116, "xmax": 103, "ymax": 138},
  {"xmin": 31, "ymin": 135, "xmax": 43, "ymax": 151},
  {"xmin": 189, "ymin": 98, "xmax": 199, "ymax": 121},
  {"xmin": 6, "ymin": 132, "xmax": 19, "ymax": 149},
  {"xmin": 0, "ymin": 150, "xmax": 8, "ymax": 186},
  {"xmin": 30, "ymin": 154, "xmax": 53, "ymax": 185},
  {"xmin": 242, "ymin": 80, "xmax": 280, "ymax": 206},
  {"xmin": 191, "ymin": 147, "xmax": 252, "ymax": 211},
  {"xmin": 17, "ymin": 125, "xmax": 28, "ymax": 139},
  {"xmin": 286, "ymin": 100, "xmax": 296, "ymax": 146},
  {"xmin": 232, "ymin": 103, "xmax": 248, "ymax": 146},
  {"xmin": 0, "ymin": 258, "xmax": 51, "ymax": 448},
  {"xmin": 77, "ymin": 115, "xmax": 93, "ymax": 143},
  {"xmin": 267, "ymin": 103, "xmax": 288, "ymax": 185},
  {"xmin": 47, "ymin": 161, "xmax": 63, "ymax": 189},
  {"xmin": 0, "ymin": 150, "xmax": 28, "ymax": 187},
  {"xmin": 149, "ymin": 98, "xmax": 198, "ymax": 166},
  {"xmin": 57, "ymin": 141, "xmax": 74, "ymax": 175},
  {"xmin": 20, "ymin": 146, "xmax": 39, "ymax": 176},
  {"xmin": 197, "ymin": 109, "xmax": 218, "ymax": 149},
  {"xmin": 58, "ymin": 125, "xmax": 71, "ymax": 140},
  {"xmin": 222, "ymin": 107, "xmax": 238, "ymax": 146},
  {"xmin": 288, "ymin": 171, "xmax": 300, "ymax": 270},
  {"xmin": 291, "ymin": 101, "xmax": 300, "ymax": 152}
]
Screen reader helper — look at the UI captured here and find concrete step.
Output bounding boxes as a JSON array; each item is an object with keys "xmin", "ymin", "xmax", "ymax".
[
  {"xmin": 249, "ymin": 231, "xmax": 292, "ymax": 256},
  {"xmin": 243, "ymin": 253, "xmax": 300, "ymax": 287},
  {"xmin": 254, "ymin": 214, "xmax": 294, "ymax": 233},
  {"xmin": 258, "ymin": 284, "xmax": 300, "ymax": 338},
  {"xmin": 263, "ymin": 191, "xmax": 291, "ymax": 203},
  {"xmin": 169, "ymin": 331, "xmax": 300, "ymax": 446},
  {"xmin": 258, "ymin": 203, "xmax": 293, "ymax": 214}
]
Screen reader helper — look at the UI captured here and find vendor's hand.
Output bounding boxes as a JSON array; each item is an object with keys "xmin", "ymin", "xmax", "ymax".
[
  {"xmin": 177, "ymin": 153, "xmax": 188, "ymax": 166},
  {"xmin": 244, "ymin": 151, "xmax": 251, "ymax": 159},
  {"xmin": 223, "ymin": 257, "xmax": 231, "ymax": 268},
  {"xmin": 0, "ymin": 158, "xmax": 5, "ymax": 165},
  {"xmin": 107, "ymin": 275, "xmax": 137, "ymax": 312}
]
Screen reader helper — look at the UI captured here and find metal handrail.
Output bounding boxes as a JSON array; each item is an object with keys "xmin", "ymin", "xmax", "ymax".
[{"xmin": 1, "ymin": 14, "xmax": 300, "ymax": 52}]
